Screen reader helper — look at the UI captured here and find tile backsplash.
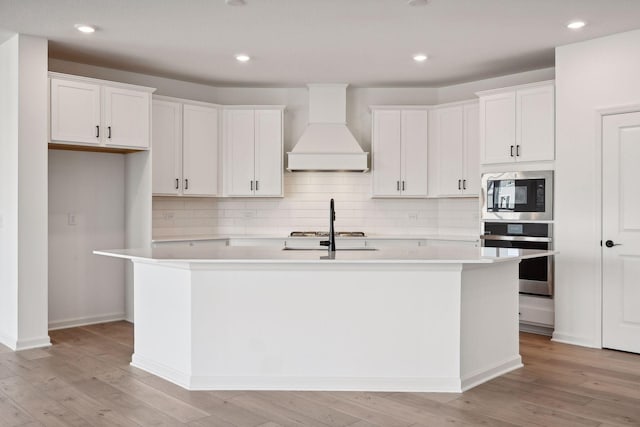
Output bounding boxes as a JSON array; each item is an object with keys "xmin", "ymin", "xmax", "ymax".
[{"xmin": 153, "ymin": 173, "xmax": 479, "ymax": 238}]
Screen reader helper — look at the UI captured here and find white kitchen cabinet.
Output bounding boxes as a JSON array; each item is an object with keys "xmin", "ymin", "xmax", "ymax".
[
  {"xmin": 371, "ymin": 107, "xmax": 428, "ymax": 197},
  {"xmin": 224, "ymin": 107, "xmax": 284, "ymax": 197},
  {"xmin": 478, "ymin": 81, "xmax": 554, "ymax": 165},
  {"xmin": 429, "ymin": 101, "xmax": 479, "ymax": 197},
  {"xmin": 49, "ymin": 73, "xmax": 154, "ymax": 150},
  {"xmin": 152, "ymin": 97, "xmax": 220, "ymax": 197}
]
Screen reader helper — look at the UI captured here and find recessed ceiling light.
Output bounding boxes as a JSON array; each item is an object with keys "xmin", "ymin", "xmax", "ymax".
[
  {"xmin": 235, "ymin": 54, "xmax": 251, "ymax": 62},
  {"xmin": 225, "ymin": 0, "xmax": 246, "ymax": 5},
  {"xmin": 407, "ymin": 0, "xmax": 428, "ymax": 6},
  {"xmin": 74, "ymin": 24, "xmax": 95, "ymax": 34},
  {"xmin": 413, "ymin": 54, "xmax": 428, "ymax": 62},
  {"xmin": 567, "ymin": 21, "xmax": 586, "ymax": 29}
]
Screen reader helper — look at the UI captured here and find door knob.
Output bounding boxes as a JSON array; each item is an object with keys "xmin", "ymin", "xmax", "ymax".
[{"xmin": 605, "ymin": 240, "xmax": 621, "ymax": 248}]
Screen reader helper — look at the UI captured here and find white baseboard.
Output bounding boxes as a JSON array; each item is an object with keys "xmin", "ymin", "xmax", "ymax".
[
  {"xmin": 520, "ymin": 322, "xmax": 554, "ymax": 336},
  {"xmin": 132, "ymin": 353, "xmax": 463, "ymax": 392},
  {"xmin": 1, "ymin": 333, "xmax": 52, "ymax": 351},
  {"xmin": 551, "ymin": 331, "xmax": 601, "ymax": 348},
  {"xmin": 460, "ymin": 356, "xmax": 523, "ymax": 391},
  {"xmin": 48, "ymin": 312, "xmax": 126, "ymax": 331}
]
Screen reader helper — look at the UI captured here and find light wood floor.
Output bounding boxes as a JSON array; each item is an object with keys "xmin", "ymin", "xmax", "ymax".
[{"xmin": 1, "ymin": 322, "xmax": 639, "ymax": 426}]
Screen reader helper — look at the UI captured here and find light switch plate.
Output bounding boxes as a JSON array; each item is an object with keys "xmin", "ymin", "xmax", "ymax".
[{"xmin": 68, "ymin": 213, "xmax": 77, "ymax": 226}]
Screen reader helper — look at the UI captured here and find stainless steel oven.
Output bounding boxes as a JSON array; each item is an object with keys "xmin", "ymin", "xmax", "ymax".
[
  {"xmin": 481, "ymin": 171, "xmax": 553, "ymax": 221},
  {"xmin": 481, "ymin": 222, "xmax": 554, "ymax": 297}
]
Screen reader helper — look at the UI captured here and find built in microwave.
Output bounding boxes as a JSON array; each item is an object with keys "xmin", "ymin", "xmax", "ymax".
[{"xmin": 481, "ymin": 171, "xmax": 553, "ymax": 221}]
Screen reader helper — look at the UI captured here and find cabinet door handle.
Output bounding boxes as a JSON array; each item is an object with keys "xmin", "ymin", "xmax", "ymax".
[
  {"xmin": 458, "ymin": 179, "xmax": 462, "ymax": 190},
  {"xmin": 516, "ymin": 145, "xmax": 520, "ymax": 157},
  {"xmin": 463, "ymin": 179, "xmax": 467, "ymax": 190},
  {"xmin": 402, "ymin": 181, "xmax": 405, "ymax": 191},
  {"xmin": 255, "ymin": 180, "xmax": 259, "ymax": 191},
  {"xmin": 175, "ymin": 178, "xmax": 179, "ymax": 190},
  {"xmin": 250, "ymin": 180, "xmax": 254, "ymax": 191},
  {"xmin": 185, "ymin": 179, "xmax": 189, "ymax": 190},
  {"xmin": 108, "ymin": 126, "xmax": 112, "ymax": 139},
  {"xmin": 397, "ymin": 181, "xmax": 400, "ymax": 191},
  {"xmin": 510, "ymin": 145, "xmax": 514, "ymax": 157},
  {"xmin": 96, "ymin": 125, "xmax": 100, "ymax": 138}
]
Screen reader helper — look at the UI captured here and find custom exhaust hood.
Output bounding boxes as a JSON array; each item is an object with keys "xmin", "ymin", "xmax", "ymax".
[{"xmin": 287, "ymin": 84, "xmax": 368, "ymax": 172}]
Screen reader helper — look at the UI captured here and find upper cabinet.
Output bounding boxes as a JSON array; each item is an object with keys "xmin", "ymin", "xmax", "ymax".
[
  {"xmin": 477, "ymin": 81, "xmax": 555, "ymax": 165},
  {"xmin": 429, "ymin": 101, "xmax": 479, "ymax": 197},
  {"xmin": 223, "ymin": 107, "xmax": 285, "ymax": 197},
  {"xmin": 371, "ymin": 108, "xmax": 428, "ymax": 197},
  {"xmin": 152, "ymin": 97, "xmax": 220, "ymax": 196},
  {"xmin": 49, "ymin": 73, "xmax": 154, "ymax": 150}
]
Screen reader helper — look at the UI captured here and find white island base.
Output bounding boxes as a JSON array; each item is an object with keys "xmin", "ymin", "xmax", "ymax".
[{"xmin": 103, "ymin": 246, "xmax": 528, "ymax": 393}]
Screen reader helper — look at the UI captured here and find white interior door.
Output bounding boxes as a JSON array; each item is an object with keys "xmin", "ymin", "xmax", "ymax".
[{"xmin": 602, "ymin": 111, "xmax": 640, "ymax": 354}]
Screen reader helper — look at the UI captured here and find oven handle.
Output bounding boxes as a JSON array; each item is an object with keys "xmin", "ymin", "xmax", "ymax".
[{"xmin": 480, "ymin": 235, "xmax": 552, "ymax": 243}]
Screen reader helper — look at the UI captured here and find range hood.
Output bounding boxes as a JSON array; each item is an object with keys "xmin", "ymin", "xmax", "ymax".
[{"xmin": 287, "ymin": 84, "xmax": 368, "ymax": 172}]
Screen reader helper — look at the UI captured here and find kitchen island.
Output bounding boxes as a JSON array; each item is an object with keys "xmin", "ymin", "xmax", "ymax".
[{"xmin": 95, "ymin": 245, "xmax": 552, "ymax": 392}]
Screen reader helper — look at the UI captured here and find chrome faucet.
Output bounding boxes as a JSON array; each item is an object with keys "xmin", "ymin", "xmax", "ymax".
[{"xmin": 320, "ymin": 198, "xmax": 336, "ymax": 252}]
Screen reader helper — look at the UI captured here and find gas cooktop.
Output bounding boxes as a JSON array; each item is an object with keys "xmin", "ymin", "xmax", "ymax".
[{"xmin": 289, "ymin": 231, "xmax": 366, "ymax": 238}]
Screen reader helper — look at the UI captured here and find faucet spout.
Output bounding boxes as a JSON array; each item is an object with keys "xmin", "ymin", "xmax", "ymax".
[{"xmin": 320, "ymin": 198, "xmax": 336, "ymax": 252}]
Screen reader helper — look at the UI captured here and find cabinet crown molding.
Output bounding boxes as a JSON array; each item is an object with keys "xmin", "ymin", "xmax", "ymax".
[
  {"xmin": 475, "ymin": 79, "xmax": 554, "ymax": 98},
  {"xmin": 48, "ymin": 72, "xmax": 156, "ymax": 94}
]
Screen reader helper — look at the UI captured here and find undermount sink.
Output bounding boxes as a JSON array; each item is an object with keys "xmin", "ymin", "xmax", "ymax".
[{"xmin": 283, "ymin": 247, "xmax": 378, "ymax": 251}]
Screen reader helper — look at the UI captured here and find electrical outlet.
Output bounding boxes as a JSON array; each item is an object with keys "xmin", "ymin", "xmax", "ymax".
[
  {"xmin": 242, "ymin": 210, "xmax": 257, "ymax": 218},
  {"xmin": 163, "ymin": 212, "xmax": 175, "ymax": 220},
  {"xmin": 408, "ymin": 212, "xmax": 418, "ymax": 221},
  {"xmin": 67, "ymin": 213, "xmax": 77, "ymax": 226}
]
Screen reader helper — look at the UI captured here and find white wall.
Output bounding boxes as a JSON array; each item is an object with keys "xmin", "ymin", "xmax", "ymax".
[
  {"xmin": 48, "ymin": 150, "xmax": 126, "ymax": 329},
  {"xmin": 0, "ymin": 34, "xmax": 49, "ymax": 350},
  {"xmin": 0, "ymin": 35, "xmax": 19, "ymax": 347},
  {"xmin": 554, "ymin": 29, "xmax": 640, "ymax": 347}
]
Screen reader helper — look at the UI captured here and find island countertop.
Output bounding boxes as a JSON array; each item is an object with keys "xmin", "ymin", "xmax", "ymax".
[{"xmin": 94, "ymin": 245, "xmax": 553, "ymax": 264}]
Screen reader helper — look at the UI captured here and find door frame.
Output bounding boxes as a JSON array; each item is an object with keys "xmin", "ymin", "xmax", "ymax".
[{"xmin": 596, "ymin": 103, "xmax": 640, "ymax": 348}]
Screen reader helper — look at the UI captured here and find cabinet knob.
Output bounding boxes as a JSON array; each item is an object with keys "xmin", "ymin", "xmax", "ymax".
[
  {"xmin": 458, "ymin": 179, "xmax": 462, "ymax": 190},
  {"xmin": 397, "ymin": 181, "xmax": 400, "ymax": 191},
  {"xmin": 510, "ymin": 145, "xmax": 514, "ymax": 157},
  {"xmin": 108, "ymin": 126, "xmax": 112, "ymax": 139},
  {"xmin": 185, "ymin": 179, "xmax": 189, "ymax": 190},
  {"xmin": 516, "ymin": 145, "xmax": 521, "ymax": 157},
  {"xmin": 250, "ymin": 180, "xmax": 254, "ymax": 191},
  {"xmin": 463, "ymin": 179, "xmax": 467, "ymax": 190},
  {"xmin": 402, "ymin": 181, "xmax": 405, "ymax": 191},
  {"xmin": 175, "ymin": 178, "xmax": 179, "ymax": 190},
  {"xmin": 96, "ymin": 125, "xmax": 100, "ymax": 138},
  {"xmin": 255, "ymin": 180, "xmax": 259, "ymax": 191}
]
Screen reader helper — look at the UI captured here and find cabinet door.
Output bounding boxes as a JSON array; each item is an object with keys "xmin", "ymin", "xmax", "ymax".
[
  {"xmin": 254, "ymin": 110, "xmax": 283, "ymax": 197},
  {"xmin": 372, "ymin": 110, "xmax": 402, "ymax": 196},
  {"xmin": 479, "ymin": 92, "xmax": 516, "ymax": 164},
  {"xmin": 400, "ymin": 110, "xmax": 429, "ymax": 197},
  {"xmin": 225, "ymin": 109, "xmax": 256, "ymax": 196},
  {"xmin": 152, "ymin": 100, "xmax": 182, "ymax": 195},
  {"xmin": 516, "ymin": 85, "xmax": 555, "ymax": 162},
  {"xmin": 103, "ymin": 86, "xmax": 150, "ymax": 149},
  {"xmin": 462, "ymin": 103, "xmax": 480, "ymax": 196},
  {"xmin": 433, "ymin": 106, "xmax": 464, "ymax": 197},
  {"xmin": 183, "ymin": 104, "xmax": 219, "ymax": 196},
  {"xmin": 50, "ymin": 78, "xmax": 101, "ymax": 145}
]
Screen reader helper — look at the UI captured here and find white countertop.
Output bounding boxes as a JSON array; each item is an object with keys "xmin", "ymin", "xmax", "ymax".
[
  {"xmin": 151, "ymin": 234, "xmax": 480, "ymax": 243},
  {"xmin": 95, "ymin": 245, "xmax": 552, "ymax": 265}
]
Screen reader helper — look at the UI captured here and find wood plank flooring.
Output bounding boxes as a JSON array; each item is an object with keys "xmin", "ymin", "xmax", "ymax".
[{"xmin": 1, "ymin": 322, "xmax": 639, "ymax": 426}]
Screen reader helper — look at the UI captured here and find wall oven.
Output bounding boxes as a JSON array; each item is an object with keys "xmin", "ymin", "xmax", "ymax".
[
  {"xmin": 481, "ymin": 171, "xmax": 553, "ymax": 221},
  {"xmin": 481, "ymin": 222, "xmax": 554, "ymax": 297}
]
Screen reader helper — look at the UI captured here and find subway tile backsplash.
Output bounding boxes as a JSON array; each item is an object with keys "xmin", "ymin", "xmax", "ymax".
[{"xmin": 153, "ymin": 173, "xmax": 479, "ymax": 238}]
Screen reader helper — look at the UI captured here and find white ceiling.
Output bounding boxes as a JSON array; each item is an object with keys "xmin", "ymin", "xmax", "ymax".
[{"xmin": 1, "ymin": 0, "xmax": 639, "ymax": 87}]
